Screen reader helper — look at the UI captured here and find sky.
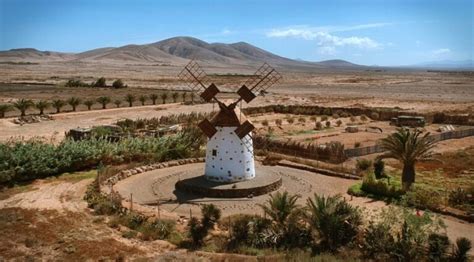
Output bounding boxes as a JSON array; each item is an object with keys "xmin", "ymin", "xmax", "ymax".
[{"xmin": 0, "ymin": 0, "xmax": 472, "ymax": 66}]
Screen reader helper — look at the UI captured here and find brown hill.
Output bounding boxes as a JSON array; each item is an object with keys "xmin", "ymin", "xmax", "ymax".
[{"xmin": 0, "ymin": 37, "xmax": 362, "ymax": 69}]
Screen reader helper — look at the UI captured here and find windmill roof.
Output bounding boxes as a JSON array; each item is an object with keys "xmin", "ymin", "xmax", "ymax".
[{"xmin": 211, "ymin": 106, "xmax": 248, "ymax": 127}]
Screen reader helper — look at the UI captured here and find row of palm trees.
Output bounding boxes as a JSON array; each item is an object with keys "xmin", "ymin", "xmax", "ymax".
[{"xmin": 0, "ymin": 92, "xmax": 197, "ymax": 118}]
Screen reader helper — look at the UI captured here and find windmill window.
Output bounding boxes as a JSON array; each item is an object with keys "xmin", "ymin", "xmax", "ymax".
[
  {"xmin": 229, "ymin": 158, "xmax": 233, "ymax": 160},
  {"xmin": 212, "ymin": 150, "xmax": 217, "ymax": 156},
  {"xmin": 239, "ymin": 160, "xmax": 242, "ymax": 163},
  {"xmin": 246, "ymin": 168, "xmax": 250, "ymax": 171}
]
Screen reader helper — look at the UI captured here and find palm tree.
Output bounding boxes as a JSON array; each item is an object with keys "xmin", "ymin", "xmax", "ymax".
[
  {"xmin": 51, "ymin": 99, "xmax": 66, "ymax": 113},
  {"xmin": 378, "ymin": 128, "xmax": 436, "ymax": 191},
  {"xmin": 125, "ymin": 94, "xmax": 135, "ymax": 107},
  {"xmin": 13, "ymin": 99, "xmax": 33, "ymax": 117},
  {"xmin": 114, "ymin": 99, "xmax": 122, "ymax": 108},
  {"xmin": 149, "ymin": 94, "xmax": 158, "ymax": 105},
  {"xmin": 258, "ymin": 191, "xmax": 303, "ymax": 247},
  {"xmin": 0, "ymin": 104, "xmax": 13, "ymax": 118},
  {"xmin": 160, "ymin": 93, "xmax": 168, "ymax": 104},
  {"xmin": 67, "ymin": 97, "xmax": 81, "ymax": 112},
  {"xmin": 190, "ymin": 92, "xmax": 196, "ymax": 104},
  {"xmin": 306, "ymin": 194, "xmax": 362, "ymax": 251},
  {"xmin": 35, "ymin": 100, "xmax": 50, "ymax": 115},
  {"xmin": 96, "ymin": 96, "xmax": 111, "ymax": 109},
  {"xmin": 181, "ymin": 92, "xmax": 187, "ymax": 103},
  {"xmin": 171, "ymin": 92, "xmax": 179, "ymax": 103},
  {"xmin": 139, "ymin": 95, "xmax": 147, "ymax": 106},
  {"xmin": 83, "ymin": 99, "xmax": 95, "ymax": 110}
]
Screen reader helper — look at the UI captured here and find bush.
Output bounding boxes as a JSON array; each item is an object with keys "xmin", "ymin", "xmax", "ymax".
[
  {"xmin": 315, "ymin": 121, "xmax": 323, "ymax": 130},
  {"xmin": 336, "ymin": 119, "xmax": 343, "ymax": 127},
  {"xmin": 360, "ymin": 173, "xmax": 403, "ymax": 198},
  {"xmin": 286, "ymin": 117, "xmax": 295, "ymax": 124},
  {"xmin": 298, "ymin": 117, "xmax": 306, "ymax": 124},
  {"xmin": 332, "ymin": 113, "xmax": 339, "ymax": 119},
  {"xmin": 350, "ymin": 116, "xmax": 356, "ymax": 122},
  {"xmin": 321, "ymin": 115, "xmax": 328, "ymax": 121},
  {"xmin": 360, "ymin": 115, "xmax": 368, "ymax": 121},
  {"xmin": 275, "ymin": 119, "xmax": 282, "ymax": 126},
  {"xmin": 373, "ymin": 159, "xmax": 385, "ymax": 179},
  {"xmin": 261, "ymin": 120, "xmax": 269, "ymax": 126},
  {"xmin": 65, "ymin": 79, "xmax": 89, "ymax": 87},
  {"xmin": 356, "ymin": 159, "xmax": 372, "ymax": 171},
  {"xmin": 452, "ymin": 237, "xmax": 472, "ymax": 262},
  {"xmin": 428, "ymin": 233, "xmax": 450, "ymax": 261},
  {"xmin": 0, "ymin": 128, "xmax": 204, "ymax": 184},
  {"xmin": 448, "ymin": 187, "xmax": 473, "ymax": 207},
  {"xmin": 370, "ymin": 112, "xmax": 380, "ymax": 120},
  {"xmin": 112, "ymin": 79, "xmax": 126, "ymax": 89},
  {"xmin": 93, "ymin": 77, "xmax": 107, "ymax": 87},
  {"xmin": 188, "ymin": 204, "xmax": 221, "ymax": 247},
  {"xmin": 362, "ymin": 206, "xmax": 446, "ymax": 261},
  {"xmin": 403, "ymin": 187, "xmax": 443, "ymax": 211},
  {"xmin": 229, "ymin": 214, "xmax": 271, "ymax": 249},
  {"xmin": 139, "ymin": 219, "xmax": 176, "ymax": 241},
  {"xmin": 325, "ymin": 121, "xmax": 331, "ymax": 128},
  {"xmin": 354, "ymin": 142, "xmax": 361, "ymax": 148},
  {"xmin": 306, "ymin": 194, "xmax": 362, "ymax": 251}
]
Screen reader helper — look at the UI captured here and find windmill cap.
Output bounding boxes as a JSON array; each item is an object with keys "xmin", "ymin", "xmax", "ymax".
[{"xmin": 211, "ymin": 106, "xmax": 249, "ymax": 127}]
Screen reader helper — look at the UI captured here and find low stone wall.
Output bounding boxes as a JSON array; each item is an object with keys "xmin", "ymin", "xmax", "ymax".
[
  {"xmin": 103, "ymin": 158, "xmax": 206, "ymax": 188},
  {"xmin": 175, "ymin": 176, "xmax": 282, "ymax": 198},
  {"xmin": 277, "ymin": 160, "xmax": 360, "ymax": 180}
]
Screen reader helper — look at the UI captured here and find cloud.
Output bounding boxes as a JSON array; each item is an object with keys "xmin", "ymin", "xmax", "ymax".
[
  {"xmin": 221, "ymin": 29, "xmax": 232, "ymax": 35},
  {"xmin": 432, "ymin": 48, "xmax": 451, "ymax": 56},
  {"xmin": 267, "ymin": 26, "xmax": 381, "ymax": 55}
]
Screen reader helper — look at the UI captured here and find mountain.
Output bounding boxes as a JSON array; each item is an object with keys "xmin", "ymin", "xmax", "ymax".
[
  {"xmin": 0, "ymin": 36, "xmax": 362, "ymax": 69},
  {"xmin": 0, "ymin": 48, "xmax": 75, "ymax": 61}
]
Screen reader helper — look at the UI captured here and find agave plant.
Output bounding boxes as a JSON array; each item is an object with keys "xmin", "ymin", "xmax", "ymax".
[
  {"xmin": 67, "ymin": 97, "xmax": 82, "ymax": 111},
  {"xmin": 13, "ymin": 99, "xmax": 34, "ymax": 117},
  {"xmin": 452, "ymin": 237, "xmax": 472, "ymax": 262},
  {"xmin": 149, "ymin": 94, "xmax": 158, "ymax": 105},
  {"xmin": 35, "ymin": 100, "xmax": 50, "ymax": 115},
  {"xmin": 125, "ymin": 94, "xmax": 135, "ymax": 107},
  {"xmin": 378, "ymin": 128, "xmax": 436, "ymax": 191},
  {"xmin": 96, "ymin": 96, "xmax": 111, "ymax": 109},
  {"xmin": 51, "ymin": 99, "xmax": 66, "ymax": 113},
  {"xmin": 0, "ymin": 104, "xmax": 13, "ymax": 118}
]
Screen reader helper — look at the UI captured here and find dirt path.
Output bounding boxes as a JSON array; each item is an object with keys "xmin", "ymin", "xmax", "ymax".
[{"xmin": 0, "ymin": 179, "xmax": 91, "ymax": 212}]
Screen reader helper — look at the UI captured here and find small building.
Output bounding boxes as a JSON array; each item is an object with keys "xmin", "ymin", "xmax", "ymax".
[{"xmin": 390, "ymin": 116, "xmax": 426, "ymax": 127}]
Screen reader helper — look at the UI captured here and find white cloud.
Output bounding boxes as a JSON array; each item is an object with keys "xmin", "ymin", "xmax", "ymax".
[
  {"xmin": 432, "ymin": 48, "xmax": 451, "ymax": 56},
  {"xmin": 267, "ymin": 28, "xmax": 380, "ymax": 48}
]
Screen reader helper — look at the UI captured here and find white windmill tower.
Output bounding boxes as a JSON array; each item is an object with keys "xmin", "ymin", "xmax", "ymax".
[{"xmin": 179, "ymin": 61, "xmax": 282, "ymax": 183}]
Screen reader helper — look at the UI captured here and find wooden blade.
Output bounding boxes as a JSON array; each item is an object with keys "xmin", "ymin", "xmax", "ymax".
[
  {"xmin": 198, "ymin": 118, "xmax": 217, "ymax": 138},
  {"xmin": 235, "ymin": 120, "xmax": 255, "ymax": 139}
]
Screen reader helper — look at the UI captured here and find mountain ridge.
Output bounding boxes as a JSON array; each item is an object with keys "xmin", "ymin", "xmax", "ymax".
[{"xmin": 0, "ymin": 36, "xmax": 362, "ymax": 69}]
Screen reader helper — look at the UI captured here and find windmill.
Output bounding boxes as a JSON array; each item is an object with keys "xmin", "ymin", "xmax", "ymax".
[{"xmin": 178, "ymin": 61, "xmax": 281, "ymax": 183}]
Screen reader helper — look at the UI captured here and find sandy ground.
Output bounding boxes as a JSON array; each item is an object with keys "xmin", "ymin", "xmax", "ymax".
[
  {"xmin": 0, "ymin": 103, "xmax": 213, "ymax": 141},
  {"xmin": 114, "ymin": 162, "xmax": 474, "ymax": 247}
]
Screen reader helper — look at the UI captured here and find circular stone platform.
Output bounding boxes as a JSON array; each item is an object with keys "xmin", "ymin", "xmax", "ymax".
[
  {"xmin": 174, "ymin": 168, "xmax": 282, "ymax": 198},
  {"xmin": 113, "ymin": 162, "xmax": 356, "ymax": 217}
]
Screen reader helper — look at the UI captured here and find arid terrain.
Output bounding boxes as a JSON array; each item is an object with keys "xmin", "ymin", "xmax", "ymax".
[{"xmin": 1, "ymin": 36, "xmax": 473, "ymax": 260}]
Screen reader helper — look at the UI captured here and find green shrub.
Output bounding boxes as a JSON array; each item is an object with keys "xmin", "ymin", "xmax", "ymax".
[
  {"xmin": 139, "ymin": 219, "xmax": 176, "ymax": 241},
  {"xmin": 65, "ymin": 79, "xmax": 89, "ymax": 87},
  {"xmin": 188, "ymin": 204, "xmax": 222, "ymax": 247},
  {"xmin": 451, "ymin": 237, "xmax": 472, "ymax": 262},
  {"xmin": 112, "ymin": 79, "xmax": 126, "ymax": 89},
  {"xmin": 361, "ymin": 173, "xmax": 403, "ymax": 198},
  {"xmin": 428, "ymin": 233, "xmax": 450, "ymax": 261},
  {"xmin": 356, "ymin": 159, "xmax": 372, "ymax": 171},
  {"xmin": 403, "ymin": 186, "xmax": 443, "ymax": 211},
  {"xmin": 361, "ymin": 221, "xmax": 394, "ymax": 259},
  {"xmin": 93, "ymin": 77, "xmax": 107, "ymax": 87},
  {"xmin": 373, "ymin": 159, "xmax": 385, "ymax": 179},
  {"xmin": 229, "ymin": 214, "xmax": 271, "ymax": 249},
  {"xmin": 336, "ymin": 119, "xmax": 343, "ymax": 127},
  {"xmin": 0, "ymin": 128, "xmax": 204, "ymax": 184},
  {"xmin": 306, "ymin": 194, "xmax": 362, "ymax": 251}
]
